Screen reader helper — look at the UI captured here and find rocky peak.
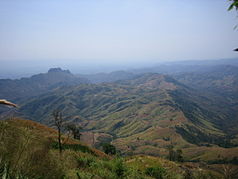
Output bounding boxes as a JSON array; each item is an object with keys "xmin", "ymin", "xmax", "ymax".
[{"xmin": 48, "ymin": 68, "xmax": 71, "ymax": 74}]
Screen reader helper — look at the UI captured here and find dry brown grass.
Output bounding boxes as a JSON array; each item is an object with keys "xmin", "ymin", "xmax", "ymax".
[{"xmin": 6, "ymin": 118, "xmax": 110, "ymax": 159}]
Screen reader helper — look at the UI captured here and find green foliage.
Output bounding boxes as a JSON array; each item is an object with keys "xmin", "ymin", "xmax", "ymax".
[
  {"xmin": 145, "ymin": 166, "xmax": 167, "ymax": 179},
  {"xmin": 176, "ymin": 149, "xmax": 183, "ymax": 162},
  {"xmin": 77, "ymin": 155, "xmax": 96, "ymax": 168},
  {"xmin": 75, "ymin": 155, "xmax": 152, "ymax": 179},
  {"xmin": 16, "ymin": 71, "xmax": 238, "ymax": 163},
  {"xmin": 228, "ymin": 0, "xmax": 238, "ymax": 11},
  {"xmin": 176, "ymin": 125, "xmax": 236, "ymax": 148},
  {"xmin": 167, "ymin": 145, "xmax": 184, "ymax": 162},
  {"xmin": 112, "ymin": 158, "xmax": 127, "ymax": 178},
  {"xmin": 66, "ymin": 123, "xmax": 82, "ymax": 140},
  {"xmin": 51, "ymin": 142, "xmax": 94, "ymax": 154},
  {"xmin": 76, "ymin": 171, "xmax": 95, "ymax": 179},
  {"xmin": 102, "ymin": 143, "xmax": 117, "ymax": 155}
]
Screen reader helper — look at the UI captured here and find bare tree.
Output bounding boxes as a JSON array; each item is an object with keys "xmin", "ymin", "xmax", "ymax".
[{"xmin": 52, "ymin": 110, "xmax": 64, "ymax": 154}]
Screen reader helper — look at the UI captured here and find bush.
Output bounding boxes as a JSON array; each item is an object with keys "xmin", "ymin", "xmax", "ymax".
[
  {"xmin": 77, "ymin": 156, "xmax": 96, "ymax": 168},
  {"xmin": 51, "ymin": 142, "xmax": 95, "ymax": 154},
  {"xmin": 112, "ymin": 158, "xmax": 127, "ymax": 178},
  {"xmin": 102, "ymin": 143, "xmax": 116, "ymax": 155},
  {"xmin": 145, "ymin": 166, "xmax": 166, "ymax": 179}
]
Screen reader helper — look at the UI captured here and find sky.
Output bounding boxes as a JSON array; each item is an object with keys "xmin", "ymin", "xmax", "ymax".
[{"xmin": 0, "ymin": 0, "xmax": 238, "ymax": 76}]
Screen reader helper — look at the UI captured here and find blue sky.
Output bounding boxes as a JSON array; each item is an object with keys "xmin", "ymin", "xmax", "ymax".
[{"xmin": 0, "ymin": 0, "xmax": 238, "ymax": 75}]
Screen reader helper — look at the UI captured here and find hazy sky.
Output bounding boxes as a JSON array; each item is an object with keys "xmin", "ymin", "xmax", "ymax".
[{"xmin": 0, "ymin": 0, "xmax": 238, "ymax": 76}]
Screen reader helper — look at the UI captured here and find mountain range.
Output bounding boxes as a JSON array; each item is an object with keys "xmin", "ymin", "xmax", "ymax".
[{"xmin": 0, "ymin": 59, "xmax": 238, "ymax": 164}]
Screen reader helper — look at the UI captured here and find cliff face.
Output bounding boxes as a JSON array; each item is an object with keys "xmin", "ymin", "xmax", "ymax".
[{"xmin": 48, "ymin": 68, "xmax": 71, "ymax": 74}]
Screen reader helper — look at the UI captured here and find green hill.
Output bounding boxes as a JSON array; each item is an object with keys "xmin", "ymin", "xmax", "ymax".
[
  {"xmin": 0, "ymin": 118, "xmax": 230, "ymax": 179},
  {"xmin": 19, "ymin": 73, "xmax": 238, "ymax": 162},
  {"xmin": 174, "ymin": 65, "xmax": 238, "ymax": 135}
]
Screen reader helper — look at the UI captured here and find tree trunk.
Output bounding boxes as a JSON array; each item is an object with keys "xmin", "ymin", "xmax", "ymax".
[{"xmin": 58, "ymin": 128, "xmax": 62, "ymax": 154}]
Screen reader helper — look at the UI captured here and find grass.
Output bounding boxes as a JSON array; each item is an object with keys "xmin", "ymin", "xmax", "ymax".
[{"xmin": 1, "ymin": 118, "xmax": 233, "ymax": 178}]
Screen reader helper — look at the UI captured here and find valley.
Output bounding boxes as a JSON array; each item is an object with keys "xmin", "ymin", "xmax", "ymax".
[
  {"xmin": 1, "ymin": 0, "xmax": 238, "ymax": 178},
  {"xmin": 1, "ymin": 60, "xmax": 238, "ymax": 168}
]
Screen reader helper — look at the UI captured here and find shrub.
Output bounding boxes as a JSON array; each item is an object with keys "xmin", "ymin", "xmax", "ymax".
[
  {"xmin": 112, "ymin": 158, "xmax": 127, "ymax": 178},
  {"xmin": 145, "ymin": 166, "xmax": 167, "ymax": 179},
  {"xmin": 77, "ymin": 156, "xmax": 96, "ymax": 168},
  {"xmin": 51, "ymin": 142, "xmax": 94, "ymax": 154},
  {"xmin": 102, "ymin": 143, "xmax": 116, "ymax": 155}
]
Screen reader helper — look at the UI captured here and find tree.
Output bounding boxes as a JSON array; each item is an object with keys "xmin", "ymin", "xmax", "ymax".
[
  {"xmin": 112, "ymin": 158, "xmax": 127, "ymax": 178},
  {"xmin": 53, "ymin": 110, "xmax": 64, "ymax": 154},
  {"xmin": 167, "ymin": 145, "xmax": 183, "ymax": 162},
  {"xmin": 65, "ymin": 123, "xmax": 82, "ymax": 140},
  {"xmin": 168, "ymin": 145, "xmax": 176, "ymax": 161},
  {"xmin": 102, "ymin": 143, "xmax": 116, "ymax": 155},
  {"xmin": 176, "ymin": 149, "xmax": 184, "ymax": 162},
  {"xmin": 228, "ymin": 0, "xmax": 238, "ymax": 51},
  {"xmin": 228, "ymin": 0, "xmax": 238, "ymax": 11}
]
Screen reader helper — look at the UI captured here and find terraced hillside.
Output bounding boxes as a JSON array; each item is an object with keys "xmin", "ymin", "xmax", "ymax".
[
  {"xmin": 19, "ymin": 73, "xmax": 238, "ymax": 162},
  {"xmin": 174, "ymin": 65, "xmax": 238, "ymax": 135}
]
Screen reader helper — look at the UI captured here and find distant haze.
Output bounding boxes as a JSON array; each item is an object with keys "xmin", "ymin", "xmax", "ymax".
[{"xmin": 0, "ymin": 0, "xmax": 238, "ymax": 77}]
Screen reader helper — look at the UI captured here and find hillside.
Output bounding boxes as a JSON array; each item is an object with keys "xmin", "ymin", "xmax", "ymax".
[
  {"xmin": 174, "ymin": 65, "xmax": 238, "ymax": 135},
  {"xmin": 174, "ymin": 65, "xmax": 238, "ymax": 97},
  {"xmin": 19, "ymin": 73, "xmax": 238, "ymax": 163},
  {"xmin": 79, "ymin": 70, "xmax": 136, "ymax": 84},
  {"xmin": 2, "ymin": 118, "xmax": 229, "ymax": 179},
  {"xmin": 0, "ymin": 68, "xmax": 88, "ymax": 103}
]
